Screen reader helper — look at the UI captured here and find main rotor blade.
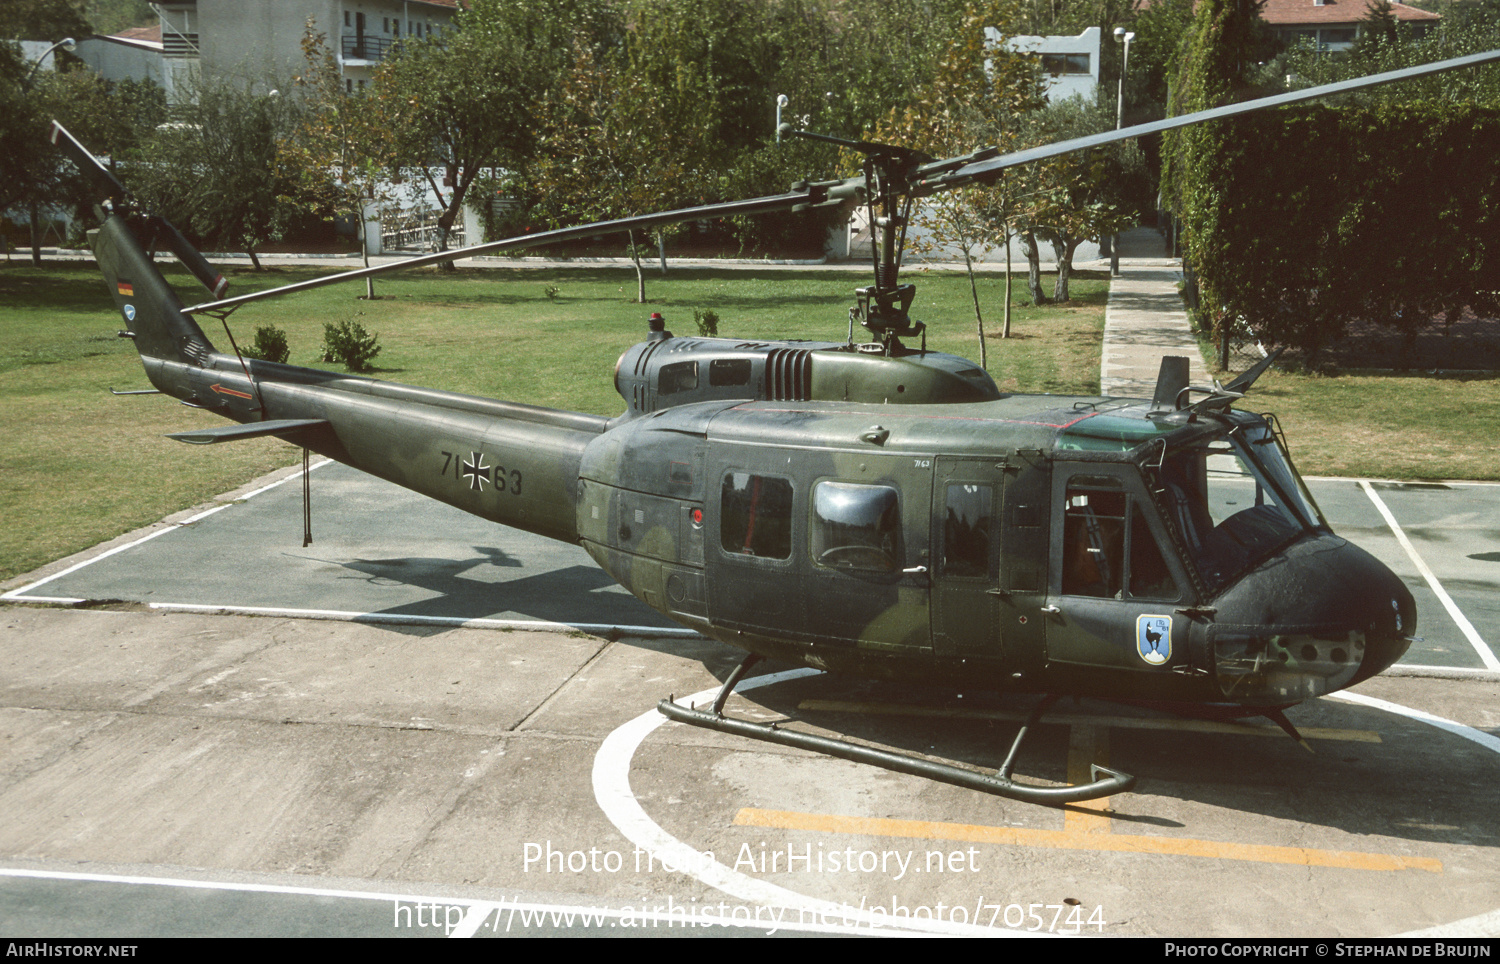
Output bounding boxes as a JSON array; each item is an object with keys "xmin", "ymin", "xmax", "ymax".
[
  {"xmin": 180, "ymin": 190, "xmax": 817, "ymax": 315},
  {"xmin": 913, "ymin": 48, "xmax": 1500, "ymax": 195}
]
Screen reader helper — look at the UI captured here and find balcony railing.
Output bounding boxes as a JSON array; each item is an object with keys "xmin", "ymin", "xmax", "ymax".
[{"xmin": 342, "ymin": 34, "xmax": 394, "ymax": 62}]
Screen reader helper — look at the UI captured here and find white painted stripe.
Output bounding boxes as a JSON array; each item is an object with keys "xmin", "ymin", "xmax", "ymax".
[
  {"xmin": 236, "ymin": 457, "xmax": 333, "ymax": 500},
  {"xmin": 1332, "ymin": 691, "xmax": 1500, "ymax": 755},
  {"xmin": 0, "ymin": 866, "xmax": 893, "ymax": 937},
  {"xmin": 1, "ymin": 460, "xmax": 333, "ymax": 601},
  {"xmin": 1307, "ymin": 475, "xmax": 1500, "ymax": 487},
  {"xmin": 1359, "ymin": 480, "xmax": 1500, "ymax": 671},
  {"xmin": 593, "ymin": 669, "xmax": 1042, "ymax": 937},
  {"xmin": 140, "ymin": 601, "xmax": 700, "ymax": 637}
]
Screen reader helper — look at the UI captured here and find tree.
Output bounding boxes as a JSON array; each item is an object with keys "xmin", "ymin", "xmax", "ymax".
[
  {"xmin": 533, "ymin": 28, "xmax": 717, "ymax": 301},
  {"xmin": 1161, "ymin": 0, "xmax": 1267, "ymax": 362},
  {"xmin": 4, "ymin": 0, "xmax": 92, "ymax": 42},
  {"xmin": 1020, "ymin": 98, "xmax": 1143, "ymax": 303},
  {"xmin": 127, "ymin": 78, "xmax": 303, "ymax": 270},
  {"xmin": 876, "ymin": 1, "xmax": 1048, "ymax": 361},
  {"xmin": 375, "ymin": 0, "xmax": 612, "ymax": 261},
  {"xmin": 279, "ymin": 24, "xmax": 399, "ymax": 298},
  {"xmin": 2, "ymin": 29, "xmax": 165, "ymax": 265}
]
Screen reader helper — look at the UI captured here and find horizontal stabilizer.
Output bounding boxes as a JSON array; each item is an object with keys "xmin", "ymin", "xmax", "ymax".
[{"xmin": 167, "ymin": 418, "xmax": 329, "ymax": 445}]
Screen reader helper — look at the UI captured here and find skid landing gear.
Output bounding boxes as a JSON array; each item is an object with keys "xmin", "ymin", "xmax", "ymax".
[{"xmin": 657, "ymin": 655, "xmax": 1136, "ymax": 806}]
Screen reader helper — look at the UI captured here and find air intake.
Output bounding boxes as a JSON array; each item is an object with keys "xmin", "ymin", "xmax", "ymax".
[{"xmin": 766, "ymin": 348, "xmax": 812, "ymax": 401}]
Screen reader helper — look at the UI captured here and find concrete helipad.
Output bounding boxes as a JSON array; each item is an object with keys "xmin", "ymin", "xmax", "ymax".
[{"xmin": 3, "ymin": 459, "xmax": 1500, "ymax": 938}]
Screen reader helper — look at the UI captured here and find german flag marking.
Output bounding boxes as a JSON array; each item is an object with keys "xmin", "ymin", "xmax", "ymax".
[{"xmin": 116, "ymin": 280, "xmax": 134, "ymax": 297}]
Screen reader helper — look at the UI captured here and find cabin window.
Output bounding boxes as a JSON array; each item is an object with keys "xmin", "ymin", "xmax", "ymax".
[
  {"xmin": 811, "ymin": 482, "xmax": 902, "ymax": 573},
  {"xmin": 1062, "ymin": 477, "xmax": 1179, "ymax": 600},
  {"xmin": 659, "ymin": 360, "xmax": 698, "ymax": 395},
  {"xmin": 942, "ymin": 483, "xmax": 992, "ymax": 578},
  {"xmin": 709, "ymin": 358, "xmax": 752, "ymax": 387},
  {"xmin": 721, "ymin": 473, "xmax": 792, "ymax": 559}
]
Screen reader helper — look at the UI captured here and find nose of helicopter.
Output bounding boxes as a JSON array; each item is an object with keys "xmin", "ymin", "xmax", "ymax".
[{"xmin": 1209, "ymin": 533, "xmax": 1415, "ymax": 702}]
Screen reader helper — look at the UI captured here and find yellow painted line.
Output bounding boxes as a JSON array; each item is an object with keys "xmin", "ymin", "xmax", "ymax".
[
  {"xmin": 798, "ymin": 700, "xmax": 1382, "ymax": 743},
  {"xmin": 1064, "ymin": 723, "xmax": 1113, "ymax": 834},
  {"xmin": 733, "ymin": 808, "xmax": 1442, "ymax": 874}
]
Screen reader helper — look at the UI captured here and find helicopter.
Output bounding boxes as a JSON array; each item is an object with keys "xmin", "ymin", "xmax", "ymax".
[{"xmin": 49, "ymin": 47, "xmax": 1500, "ymax": 805}]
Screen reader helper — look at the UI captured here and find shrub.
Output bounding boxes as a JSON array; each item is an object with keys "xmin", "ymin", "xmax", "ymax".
[
  {"xmin": 322, "ymin": 319, "xmax": 381, "ymax": 373},
  {"xmin": 544, "ymin": 285, "xmax": 560, "ymax": 301},
  {"xmin": 243, "ymin": 324, "xmax": 290, "ymax": 364},
  {"xmin": 693, "ymin": 307, "xmax": 719, "ymax": 337}
]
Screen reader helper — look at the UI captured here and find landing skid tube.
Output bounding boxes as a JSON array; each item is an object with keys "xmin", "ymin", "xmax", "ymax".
[{"xmin": 657, "ymin": 656, "xmax": 1137, "ymax": 805}]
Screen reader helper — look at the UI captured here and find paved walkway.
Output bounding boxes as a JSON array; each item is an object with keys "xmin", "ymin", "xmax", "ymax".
[{"xmin": 1099, "ymin": 227, "xmax": 1209, "ymax": 398}]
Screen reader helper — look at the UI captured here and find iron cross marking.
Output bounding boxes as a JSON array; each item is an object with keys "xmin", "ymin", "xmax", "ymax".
[{"xmin": 462, "ymin": 451, "xmax": 491, "ymax": 491}]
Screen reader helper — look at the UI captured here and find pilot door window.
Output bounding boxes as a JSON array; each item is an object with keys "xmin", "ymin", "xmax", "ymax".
[
  {"xmin": 720, "ymin": 472, "xmax": 793, "ymax": 559},
  {"xmin": 1062, "ymin": 478, "xmax": 1178, "ymax": 600},
  {"xmin": 810, "ymin": 481, "xmax": 903, "ymax": 573},
  {"xmin": 942, "ymin": 483, "xmax": 992, "ymax": 579}
]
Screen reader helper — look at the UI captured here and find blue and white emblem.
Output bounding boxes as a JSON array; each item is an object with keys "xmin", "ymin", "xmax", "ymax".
[
  {"xmin": 123, "ymin": 304, "xmax": 136, "ymax": 322},
  {"xmin": 1136, "ymin": 614, "xmax": 1172, "ymax": 665}
]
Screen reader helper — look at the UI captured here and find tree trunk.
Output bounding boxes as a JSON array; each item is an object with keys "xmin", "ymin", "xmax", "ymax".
[
  {"xmin": 1021, "ymin": 228, "xmax": 1046, "ymax": 305},
  {"xmin": 435, "ymin": 182, "xmax": 464, "ymax": 273},
  {"xmin": 964, "ymin": 250, "xmax": 986, "ymax": 370},
  {"xmin": 628, "ymin": 229, "xmax": 645, "ymax": 303},
  {"xmin": 29, "ymin": 202, "xmax": 42, "ymax": 268},
  {"xmin": 248, "ymin": 247, "xmax": 263, "ymax": 271},
  {"xmin": 1003, "ymin": 229, "xmax": 1013, "ymax": 339},
  {"xmin": 358, "ymin": 212, "xmax": 375, "ymax": 299},
  {"xmin": 1052, "ymin": 233, "xmax": 1082, "ymax": 303},
  {"xmin": 657, "ymin": 231, "xmax": 667, "ymax": 276}
]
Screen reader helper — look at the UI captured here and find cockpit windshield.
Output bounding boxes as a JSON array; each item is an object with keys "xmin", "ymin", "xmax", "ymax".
[{"xmin": 1153, "ymin": 422, "xmax": 1325, "ymax": 593}]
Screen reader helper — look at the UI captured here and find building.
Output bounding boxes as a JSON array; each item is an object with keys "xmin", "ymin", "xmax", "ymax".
[
  {"xmin": 74, "ymin": 25, "xmax": 166, "ymax": 88},
  {"xmin": 996, "ymin": 26, "xmax": 1103, "ymax": 103},
  {"xmin": 110, "ymin": 1, "xmax": 460, "ymax": 103},
  {"xmin": 1259, "ymin": 0, "xmax": 1441, "ymax": 53},
  {"xmin": 72, "ymin": 2, "xmax": 468, "ymax": 256}
]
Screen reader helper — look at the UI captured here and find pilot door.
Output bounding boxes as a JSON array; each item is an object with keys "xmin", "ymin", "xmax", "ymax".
[
  {"xmin": 929, "ymin": 458, "xmax": 1050, "ymax": 679},
  {"xmin": 1045, "ymin": 463, "xmax": 1192, "ymax": 673}
]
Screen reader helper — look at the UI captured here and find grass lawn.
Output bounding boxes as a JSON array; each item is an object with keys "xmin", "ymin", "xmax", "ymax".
[
  {"xmin": 1231, "ymin": 369, "xmax": 1500, "ymax": 482},
  {"xmin": 0, "ymin": 260, "xmax": 1106, "ymax": 581}
]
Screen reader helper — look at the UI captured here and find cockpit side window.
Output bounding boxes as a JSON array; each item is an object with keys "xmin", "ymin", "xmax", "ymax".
[
  {"xmin": 1062, "ymin": 475, "xmax": 1181, "ymax": 600},
  {"xmin": 811, "ymin": 481, "xmax": 902, "ymax": 573},
  {"xmin": 721, "ymin": 472, "xmax": 792, "ymax": 559}
]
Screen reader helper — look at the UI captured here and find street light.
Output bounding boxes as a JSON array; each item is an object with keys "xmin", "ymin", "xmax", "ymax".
[
  {"xmin": 22, "ymin": 37, "xmax": 76, "ymax": 90},
  {"xmin": 1113, "ymin": 27, "xmax": 1135, "ymax": 131},
  {"xmin": 1110, "ymin": 27, "xmax": 1135, "ymax": 276}
]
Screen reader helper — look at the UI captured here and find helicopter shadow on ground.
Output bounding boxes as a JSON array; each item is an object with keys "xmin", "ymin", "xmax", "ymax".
[
  {"xmin": 299, "ymin": 544, "xmax": 677, "ymax": 635},
  {"xmin": 701, "ymin": 669, "xmax": 1498, "ymax": 851}
]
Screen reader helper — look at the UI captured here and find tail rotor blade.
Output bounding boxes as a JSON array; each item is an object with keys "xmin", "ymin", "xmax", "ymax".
[{"xmin": 151, "ymin": 216, "xmax": 229, "ymax": 300}]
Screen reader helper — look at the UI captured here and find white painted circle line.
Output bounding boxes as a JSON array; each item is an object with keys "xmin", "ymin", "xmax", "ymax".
[
  {"xmin": 593, "ymin": 668, "xmax": 1038, "ymax": 937},
  {"xmin": 1359, "ymin": 480, "xmax": 1500, "ymax": 671}
]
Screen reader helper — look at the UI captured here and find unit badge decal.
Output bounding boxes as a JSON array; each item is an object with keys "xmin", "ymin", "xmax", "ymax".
[
  {"xmin": 1136, "ymin": 614, "xmax": 1172, "ymax": 665},
  {"xmin": 123, "ymin": 304, "xmax": 135, "ymax": 322}
]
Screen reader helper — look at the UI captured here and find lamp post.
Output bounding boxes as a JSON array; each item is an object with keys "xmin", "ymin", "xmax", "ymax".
[
  {"xmin": 1109, "ymin": 27, "xmax": 1135, "ymax": 276},
  {"xmin": 22, "ymin": 37, "xmax": 76, "ymax": 90}
]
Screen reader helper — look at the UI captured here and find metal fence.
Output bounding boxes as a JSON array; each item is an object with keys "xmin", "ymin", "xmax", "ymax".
[{"xmin": 381, "ymin": 208, "xmax": 464, "ymax": 253}]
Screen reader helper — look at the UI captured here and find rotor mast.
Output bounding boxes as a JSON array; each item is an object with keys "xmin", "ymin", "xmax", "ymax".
[{"xmin": 786, "ymin": 129, "xmax": 933, "ymax": 354}]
